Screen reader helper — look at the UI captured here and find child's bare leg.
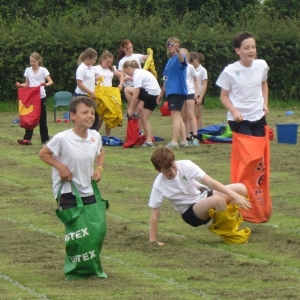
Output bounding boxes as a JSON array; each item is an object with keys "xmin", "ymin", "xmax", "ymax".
[
  {"xmin": 105, "ymin": 124, "xmax": 111, "ymax": 137},
  {"xmin": 213, "ymin": 183, "xmax": 247, "ymax": 205},
  {"xmin": 193, "ymin": 194, "xmax": 227, "ymax": 220},
  {"xmin": 192, "ymin": 183, "xmax": 247, "ymax": 220}
]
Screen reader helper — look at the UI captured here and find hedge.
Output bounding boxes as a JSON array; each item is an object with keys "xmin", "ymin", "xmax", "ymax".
[{"xmin": 1, "ymin": 10, "xmax": 300, "ymax": 101}]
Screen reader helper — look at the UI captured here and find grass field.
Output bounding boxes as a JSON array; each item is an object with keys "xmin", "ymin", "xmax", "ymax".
[{"xmin": 0, "ymin": 101, "xmax": 300, "ymax": 300}]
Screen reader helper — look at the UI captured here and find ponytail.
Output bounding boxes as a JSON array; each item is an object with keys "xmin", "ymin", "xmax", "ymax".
[{"xmin": 77, "ymin": 48, "xmax": 97, "ymax": 65}]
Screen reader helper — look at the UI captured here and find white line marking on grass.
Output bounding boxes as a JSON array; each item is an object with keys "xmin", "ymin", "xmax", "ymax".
[
  {"xmin": 6, "ymin": 155, "xmax": 43, "ymax": 167},
  {"xmin": 0, "ymin": 271, "xmax": 51, "ymax": 300},
  {"xmin": 3, "ymin": 217, "xmax": 61, "ymax": 239},
  {"xmin": 103, "ymin": 255, "xmax": 214, "ymax": 299},
  {"xmin": 1, "ymin": 217, "xmax": 215, "ymax": 299}
]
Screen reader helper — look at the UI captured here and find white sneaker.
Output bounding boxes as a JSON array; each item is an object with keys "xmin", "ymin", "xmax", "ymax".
[
  {"xmin": 166, "ymin": 142, "xmax": 179, "ymax": 149},
  {"xmin": 192, "ymin": 138, "xmax": 199, "ymax": 146},
  {"xmin": 140, "ymin": 142, "xmax": 154, "ymax": 148}
]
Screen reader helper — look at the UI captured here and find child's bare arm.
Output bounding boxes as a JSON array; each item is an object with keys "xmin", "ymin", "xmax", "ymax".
[
  {"xmin": 262, "ymin": 81, "xmax": 269, "ymax": 115},
  {"xmin": 149, "ymin": 207, "xmax": 164, "ymax": 246},
  {"xmin": 201, "ymin": 174, "xmax": 251, "ymax": 210},
  {"xmin": 38, "ymin": 146, "xmax": 72, "ymax": 181},
  {"xmin": 220, "ymin": 88, "xmax": 243, "ymax": 122}
]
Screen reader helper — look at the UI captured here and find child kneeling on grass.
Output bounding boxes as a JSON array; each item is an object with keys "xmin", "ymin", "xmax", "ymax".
[{"xmin": 149, "ymin": 147, "xmax": 252, "ymax": 246}]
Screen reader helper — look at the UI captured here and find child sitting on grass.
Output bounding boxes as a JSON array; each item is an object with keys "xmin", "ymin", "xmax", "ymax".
[{"xmin": 148, "ymin": 147, "xmax": 251, "ymax": 245}]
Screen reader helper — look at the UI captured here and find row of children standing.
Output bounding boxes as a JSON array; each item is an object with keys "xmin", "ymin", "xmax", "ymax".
[{"xmin": 15, "ymin": 39, "xmax": 208, "ymax": 147}]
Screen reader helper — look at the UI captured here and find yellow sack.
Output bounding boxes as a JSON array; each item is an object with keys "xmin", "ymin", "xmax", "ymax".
[
  {"xmin": 208, "ymin": 204, "xmax": 251, "ymax": 244},
  {"xmin": 94, "ymin": 77, "xmax": 123, "ymax": 128},
  {"xmin": 143, "ymin": 48, "xmax": 157, "ymax": 78}
]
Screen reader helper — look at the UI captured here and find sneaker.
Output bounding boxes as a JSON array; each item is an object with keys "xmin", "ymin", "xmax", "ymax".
[
  {"xmin": 166, "ymin": 142, "xmax": 179, "ymax": 149},
  {"xmin": 179, "ymin": 141, "xmax": 189, "ymax": 148},
  {"xmin": 191, "ymin": 138, "xmax": 199, "ymax": 146},
  {"xmin": 17, "ymin": 139, "xmax": 32, "ymax": 145},
  {"xmin": 140, "ymin": 142, "xmax": 154, "ymax": 148}
]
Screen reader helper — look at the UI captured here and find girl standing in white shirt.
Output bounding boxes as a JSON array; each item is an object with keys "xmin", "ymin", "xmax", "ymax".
[
  {"xmin": 74, "ymin": 48, "xmax": 98, "ymax": 130},
  {"xmin": 123, "ymin": 60, "xmax": 161, "ymax": 147},
  {"xmin": 180, "ymin": 48, "xmax": 200, "ymax": 146},
  {"xmin": 93, "ymin": 51, "xmax": 124, "ymax": 135},
  {"xmin": 190, "ymin": 52, "xmax": 208, "ymax": 130},
  {"xmin": 15, "ymin": 52, "xmax": 53, "ymax": 145}
]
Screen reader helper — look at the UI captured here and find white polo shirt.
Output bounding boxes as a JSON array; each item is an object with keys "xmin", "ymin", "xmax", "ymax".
[
  {"xmin": 75, "ymin": 62, "xmax": 95, "ymax": 95},
  {"xmin": 216, "ymin": 59, "xmax": 269, "ymax": 121},
  {"xmin": 195, "ymin": 65, "xmax": 208, "ymax": 94},
  {"xmin": 186, "ymin": 63, "xmax": 197, "ymax": 94},
  {"xmin": 24, "ymin": 67, "xmax": 50, "ymax": 98},
  {"xmin": 93, "ymin": 65, "xmax": 117, "ymax": 86},
  {"xmin": 133, "ymin": 69, "xmax": 161, "ymax": 96},
  {"xmin": 118, "ymin": 54, "xmax": 145, "ymax": 87},
  {"xmin": 149, "ymin": 160, "xmax": 208, "ymax": 214}
]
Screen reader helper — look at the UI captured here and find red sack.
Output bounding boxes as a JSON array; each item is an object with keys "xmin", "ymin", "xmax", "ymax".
[
  {"xmin": 231, "ymin": 127, "xmax": 272, "ymax": 223},
  {"xmin": 18, "ymin": 87, "xmax": 41, "ymax": 130},
  {"xmin": 123, "ymin": 119, "xmax": 140, "ymax": 148}
]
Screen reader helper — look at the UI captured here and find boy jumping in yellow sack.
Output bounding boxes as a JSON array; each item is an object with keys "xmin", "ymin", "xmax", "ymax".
[{"xmin": 149, "ymin": 147, "xmax": 252, "ymax": 245}]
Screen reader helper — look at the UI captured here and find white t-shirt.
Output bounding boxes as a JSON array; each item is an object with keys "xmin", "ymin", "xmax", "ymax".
[
  {"xmin": 133, "ymin": 69, "xmax": 161, "ymax": 96},
  {"xmin": 186, "ymin": 63, "xmax": 197, "ymax": 94},
  {"xmin": 149, "ymin": 160, "xmax": 209, "ymax": 214},
  {"xmin": 75, "ymin": 62, "xmax": 95, "ymax": 95},
  {"xmin": 195, "ymin": 65, "xmax": 208, "ymax": 94},
  {"xmin": 47, "ymin": 129, "xmax": 102, "ymax": 199},
  {"xmin": 24, "ymin": 67, "xmax": 50, "ymax": 98},
  {"xmin": 93, "ymin": 65, "xmax": 117, "ymax": 86},
  {"xmin": 216, "ymin": 59, "xmax": 269, "ymax": 121},
  {"xmin": 118, "ymin": 54, "xmax": 145, "ymax": 87}
]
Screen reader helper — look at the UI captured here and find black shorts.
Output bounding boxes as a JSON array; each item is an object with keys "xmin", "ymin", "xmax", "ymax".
[
  {"xmin": 181, "ymin": 190, "xmax": 213, "ymax": 227},
  {"xmin": 58, "ymin": 193, "xmax": 96, "ymax": 210},
  {"xmin": 228, "ymin": 115, "xmax": 267, "ymax": 137},
  {"xmin": 186, "ymin": 93, "xmax": 195, "ymax": 100},
  {"xmin": 167, "ymin": 94, "xmax": 186, "ymax": 111},
  {"xmin": 138, "ymin": 88, "xmax": 158, "ymax": 111}
]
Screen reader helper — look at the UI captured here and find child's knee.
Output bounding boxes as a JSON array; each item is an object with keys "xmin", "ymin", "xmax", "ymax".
[{"xmin": 213, "ymin": 194, "xmax": 227, "ymax": 211}]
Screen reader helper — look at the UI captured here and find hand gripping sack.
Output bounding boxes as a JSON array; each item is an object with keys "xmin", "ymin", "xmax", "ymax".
[
  {"xmin": 56, "ymin": 180, "xmax": 109, "ymax": 280},
  {"xmin": 231, "ymin": 127, "xmax": 272, "ymax": 223},
  {"xmin": 18, "ymin": 87, "xmax": 41, "ymax": 130},
  {"xmin": 208, "ymin": 204, "xmax": 251, "ymax": 244},
  {"xmin": 94, "ymin": 78, "xmax": 123, "ymax": 128}
]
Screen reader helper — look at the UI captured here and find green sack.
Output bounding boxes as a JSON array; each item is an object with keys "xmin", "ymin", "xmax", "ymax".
[{"xmin": 56, "ymin": 180, "xmax": 109, "ymax": 280}]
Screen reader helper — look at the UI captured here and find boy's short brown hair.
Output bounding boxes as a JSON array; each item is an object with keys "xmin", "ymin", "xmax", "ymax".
[
  {"xmin": 151, "ymin": 147, "xmax": 175, "ymax": 171},
  {"xmin": 70, "ymin": 96, "xmax": 97, "ymax": 114}
]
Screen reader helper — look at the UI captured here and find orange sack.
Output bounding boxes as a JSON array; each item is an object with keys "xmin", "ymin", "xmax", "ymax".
[{"xmin": 231, "ymin": 127, "xmax": 272, "ymax": 223}]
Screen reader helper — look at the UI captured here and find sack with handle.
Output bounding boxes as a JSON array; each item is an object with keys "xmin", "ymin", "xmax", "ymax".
[
  {"xmin": 18, "ymin": 87, "xmax": 41, "ymax": 130},
  {"xmin": 94, "ymin": 77, "xmax": 123, "ymax": 128},
  {"xmin": 56, "ymin": 180, "xmax": 109, "ymax": 280},
  {"xmin": 208, "ymin": 204, "xmax": 251, "ymax": 244},
  {"xmin": 231, "ymin": 127, "xmax": 272, "ymax": 223}
]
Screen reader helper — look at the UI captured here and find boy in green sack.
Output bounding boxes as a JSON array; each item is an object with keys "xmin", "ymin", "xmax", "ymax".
[
  {"xmin": 39, "ymin": 96, "xmax": 107, "ymax": 279},
  {"xmin": 149, "ymin": 147, "xmax": 251, "ymax": 246},
  {"xmin": 39, "ymin": 96, "xmax": 104, "ymax": 209}
]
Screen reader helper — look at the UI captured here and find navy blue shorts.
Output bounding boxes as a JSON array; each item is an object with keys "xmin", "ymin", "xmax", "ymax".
[
  {"xmin": 181, "ymin": 190, "xmax": 213, "ymax": 227},
  {"xmin": 167, "ymin": 94, "xmax": 186, "ymax": 111},
  {"xmin": 228, "ymin": 115, "xmax": 266, "ymax": 137}
]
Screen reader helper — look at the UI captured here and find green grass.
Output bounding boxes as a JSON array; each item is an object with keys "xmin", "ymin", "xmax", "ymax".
[
  {"xmin": 0, "ymin": 107, "xmax": 300, "ymax": 300},
  {"xmin": 1, "ymin": 95, "xmax": 300, "ymax": 113}
]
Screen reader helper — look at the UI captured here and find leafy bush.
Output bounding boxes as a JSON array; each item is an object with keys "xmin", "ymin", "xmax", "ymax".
[{"xmin": 1, "ymin": 9, "xmax": 300, "ymax": 101}]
